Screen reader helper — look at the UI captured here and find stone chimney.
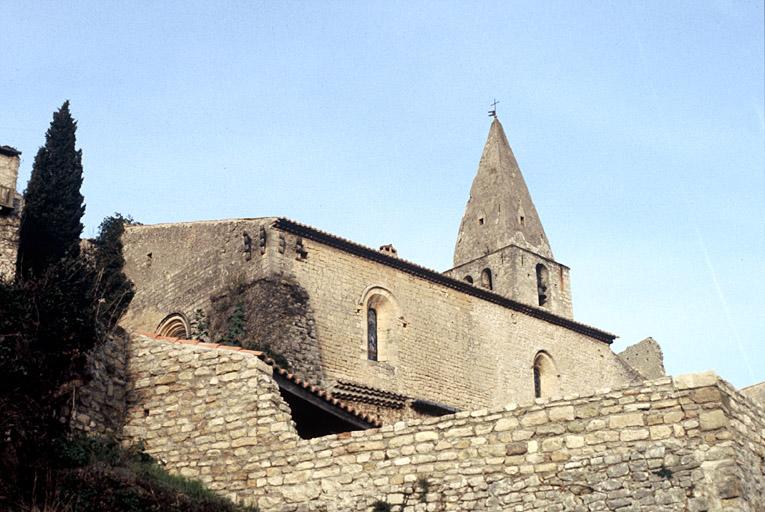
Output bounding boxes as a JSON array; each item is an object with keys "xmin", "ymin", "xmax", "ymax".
[
  {"xmin": 379, "ymin": 244, "xmax": 398, "ymax": 257},
  {"xmin": 0, "ymin": 145, "xmax": 22, "ymax": 281}
]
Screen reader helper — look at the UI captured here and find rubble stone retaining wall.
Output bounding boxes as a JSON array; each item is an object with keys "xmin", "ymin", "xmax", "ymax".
[
  {"xmin": 70, "ymin": 331, "xmax": 130, "ymax": 437},
  {"xmin": 117, "ymin": 335, "xmax": 765, "ymax": 511}
]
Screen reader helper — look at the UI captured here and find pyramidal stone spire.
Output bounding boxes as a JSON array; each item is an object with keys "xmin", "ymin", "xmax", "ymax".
[{"xmin": 453, "ymin": 118, "xmax": 553, "ymax": 267}]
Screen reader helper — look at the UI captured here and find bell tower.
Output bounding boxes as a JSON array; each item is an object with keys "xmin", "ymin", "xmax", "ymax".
[{"xmin": 444, "ymin": 118, "xmax": 573, "ymax": 318}]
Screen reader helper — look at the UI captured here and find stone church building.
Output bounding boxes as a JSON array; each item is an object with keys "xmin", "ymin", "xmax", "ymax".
[
  {"xmin": 2, "ymin": 119, "xmax": 763, "ymax": 511},
  {"xmin": 118, "ymin": 118, "xmax": 652, "ymax": 423}
]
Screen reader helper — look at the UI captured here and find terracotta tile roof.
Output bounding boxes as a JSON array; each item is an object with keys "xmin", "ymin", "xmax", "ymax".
[
  {"xmin": 137, "ymin": 333, "xmax": 382, "ymax": 428},
  {"xmin": 332, "ymin": 380, "xmax": 410, "ymax": 409}
]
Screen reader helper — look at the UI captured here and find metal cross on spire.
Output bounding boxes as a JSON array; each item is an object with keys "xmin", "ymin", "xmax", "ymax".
[{"xmin": 488, "ymin": 99, "xmax": 499, "ymax": 118}]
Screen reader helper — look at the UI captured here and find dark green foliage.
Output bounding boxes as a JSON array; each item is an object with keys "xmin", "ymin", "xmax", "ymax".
[
  {"xmin": 191, "ymin": 308, "xmax": 209, "ymax": 341},
  {"xmin": 654, "ymin": 467, "xmax": 673, "ymax": 480},
  {"xmin": 17, "ymin": 101, "xmax": 85, "ymax": 277},
  {"xmin": 417, "ymin": 476, "xmax": 430, "ymax": 502},
  {"xmin": 0, "ymin": 257, "xmax": 101, "ymax": 498},
  {"xmin": 224, "ymin": 301, "xmax": 246, "ymax": 346},
  {"xmin": 92, "ymin": 213, "xmax": 136, "ymax": 331},
  {"xmin": 372, "ymin": 501, "xmax": 393, "ymax": 512},
  {"xmin": 45, "ymin": 436, "xmax": 258, "ymax": 512}
]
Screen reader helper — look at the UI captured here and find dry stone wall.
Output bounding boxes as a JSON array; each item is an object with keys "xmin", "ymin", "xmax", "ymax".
[
  {"xmin": 0, "ymin": 212, "xmax": 20, "ymax": 281},
  {"xmin": 70, "ymin": 331, "xmax": 130, "ymax": 436},
  {"xmin": 0, "ymin": 150, "xmax": 21, "ymax": 282},
  {"xmin": 116, "ymin": 335, "xmax": 764, "ymax": 511},
  {"xmin": 242, "ymin": 371, "xmax": 763, "ymax": 512},
  {"xmin": 123, "ymin": 334, "xmax": 296, "ymax": 498},
  {"xmin": 617, "ymin": 337, "xmax": 666, "ymax": 380}
]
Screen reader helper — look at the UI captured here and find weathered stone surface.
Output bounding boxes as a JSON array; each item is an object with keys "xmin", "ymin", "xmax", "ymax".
[
  {"xmin": 673, "ymin": 371, "xmax": 719, "ymax": 390},
  {"xmin": 73, "ymin": 334, "xmax": 764, "ymax": 512},
  {"xmin": 699, "ymin": 410, "xmax": 729, "ymax": 431}
]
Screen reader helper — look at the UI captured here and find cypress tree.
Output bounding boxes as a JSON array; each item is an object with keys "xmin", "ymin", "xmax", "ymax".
[
  {"xmin": 93, "ymin": 213, "xmax": 135, "ymax": 331},
  {"xmin": 17, "ymin": 101, "xmax": 85, "ymax": 278}
]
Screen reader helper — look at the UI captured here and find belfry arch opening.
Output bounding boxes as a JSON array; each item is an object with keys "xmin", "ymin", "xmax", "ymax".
[
  {"xmin": 481, "ymin": 268, "xmax": 493, "ymax": 290},
  {"xmin": 532, "ymin": 351, "xmax": 560, "ymax": 399},
  {"xmin": 156, "ymin": 313, "xmax": 190, "ymax": 338},
  {"xmin": 536, "ymin": 263, "xmax": 549, "ymax": 306}
]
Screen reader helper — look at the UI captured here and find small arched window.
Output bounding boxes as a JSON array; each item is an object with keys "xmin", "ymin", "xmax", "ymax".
[
  {"xmin": 481, "ymin": 268, "xmax": 493, "ymax": 290},
  {"xmin": 464, "ymin": 275, "xmax": 473, "ymax": 284},
  {"xmin": 360, "ymin": 286, "xmax": 401, "ymax": 365},
  {"xmin": 156, "ymin": 313, "xmax": 190, "ymax": 338},
  {"xmin": 533, "ymin": 351, "xmax": 559, "ymax": 399},
  {"xmin": 367, "ymin": 307, "xmax": 378, "ymax": 361},
  {"xmin": 536, "ymin": 264, "xmax": 549, "ymax": 306}
]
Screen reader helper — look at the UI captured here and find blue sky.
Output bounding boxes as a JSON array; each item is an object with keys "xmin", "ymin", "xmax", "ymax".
[{"xmin": 1, "ymin": 1, "xmax": 763, "ymax": 388}]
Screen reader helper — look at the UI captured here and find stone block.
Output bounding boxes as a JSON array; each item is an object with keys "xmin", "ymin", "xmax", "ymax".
[
  {"xmin": 609, "ymin": 412, "xmax": 644, "ymax": 428},
  {"xmin": 505, "ymin": 442, "xmax": 528, "ymax": 455},
  {"xmin": 699, "ymin": 410, "xmax": 729, "ymax": 431},
  {"xmin": 548, "ymin": 405, "xmax": 575, "ymax": 421},
  {"xmin": 520, "ymin": 410, "xmax": 548, "ymax": 427},
  {"xmin": 673, "ymin": 371, "xmax": 719, "ymax": 390}
]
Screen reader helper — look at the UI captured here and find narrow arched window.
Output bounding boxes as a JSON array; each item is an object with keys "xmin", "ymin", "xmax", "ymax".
[
  {"xmin": 536, "ymin": 264, "xmax": 549, "ymax": 306},
  {"xmin": 481, "ymin": 268, "xmax": 493, "ymax": 290},
  {"xmin": 367, "ymin": 307, "xmax": 378, "ymax": 361},
  {"xmin": 464, "ymin": 275, "xmax": 473, "ymax": 284},
  {"xmin": 533, "ymin": 351, "xmax": 559, "ymax": 399}
]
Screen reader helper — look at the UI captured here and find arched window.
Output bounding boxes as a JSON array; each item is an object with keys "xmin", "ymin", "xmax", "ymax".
[
  {"xmin": 359, "ymin": 286, "xmax": 401, "ymax": 365},
  {"xmin": 156, "ymin": 313, "xmax": 190, "ymax": 338},
  {"xmin": 367, "ymin": 307, "xmax": 378, "ymax": 361},
  {"xmin": 464, "ymin": 275, "xmax": 473, "ymax": 284},
  {"xmin": 481, "ymin": 268, "xmax": 493, "ymax": 290},
  {"xmin": 533, "ymin": 351, "xmax": 560, "ymax": 399},
  {"xmin": 536, "ymin": 264, "xmax": 549, "ymax": 306}
]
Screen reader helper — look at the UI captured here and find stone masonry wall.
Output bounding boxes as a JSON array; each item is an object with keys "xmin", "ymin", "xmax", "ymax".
[
  {"xmin": 0, "ymin": 150, "xmax": 21, "ymax": 282},
  {"xmin": 121, "ymin": 219, "xmax": 277, "ymax": 336},
  {"xmin": 242, "ymin": 371, "xmax": 764, "ymax": 511},
  {"xmin": 70, "ymin": 331, "xmax": 130, "ymax": 437},
  {"xmin": 0, "ymin": 212, "xmax": 20, "ymax": 281},
  {"xmin": 123, "ymin": 334, "xmax": 296, "ymax": 499},
  {"xmin": 117, "ymin": 335, "xmax": 765, "ymax": 511},
  {"xmin": 208, "ymin": 275, "xmax": 324, "ymax": 384},
  {"xmin": 273, "ymin": 228, "xmax": 638, "ymax": 410},
  {"xmin": 617, "ymin": 337, "xmax": 666, "ymax": 380},
  {"xmin": 122, "ymin": 220, "xmax": 638, "ymax": 411},
  {"xmin": 444, "ymin": 244, "xmax": 573, "ymax": 318}
]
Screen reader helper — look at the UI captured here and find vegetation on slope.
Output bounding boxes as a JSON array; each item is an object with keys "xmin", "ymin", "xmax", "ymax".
[{"xmin": 0, "ymin": 102, "xmax": 251, "ymax": 511}]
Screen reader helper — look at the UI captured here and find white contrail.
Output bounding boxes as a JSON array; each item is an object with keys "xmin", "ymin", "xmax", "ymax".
[
  {"xmin": 685, "ymin": 198, "xmax": 756, "ymax": 383},
  {"xmin": 630, "ymin": 10, "xmax": 757, "ymax": 383}
]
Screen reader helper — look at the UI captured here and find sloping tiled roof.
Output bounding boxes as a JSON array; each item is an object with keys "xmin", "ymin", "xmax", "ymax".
[
  {"xmin": 332, "ymin": 380, "xmax": 409, "ymax": 409},
  {"xmin": 273, "ymin": 218, "xmax": 617, "ymax": 343},
  {"xmin": 139, "ymin": 333, "xmax": 382, "ymax": 427}
]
